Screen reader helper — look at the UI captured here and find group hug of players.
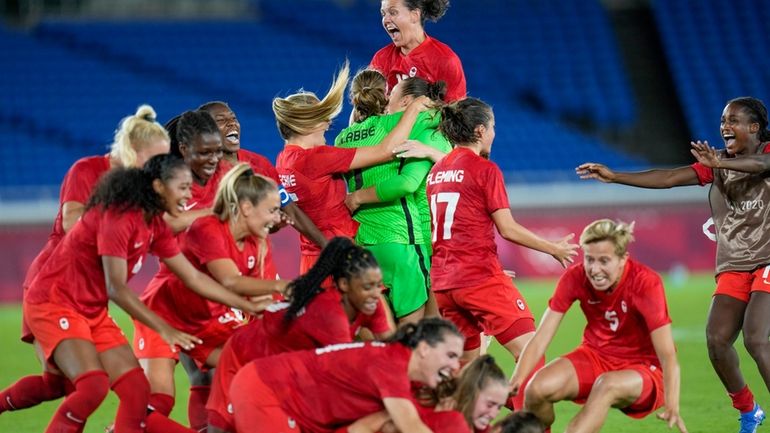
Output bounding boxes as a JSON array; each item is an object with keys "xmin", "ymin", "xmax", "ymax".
[{"xmin": 5, "ymin": 1, "xmax": 770, "ymax": 433}]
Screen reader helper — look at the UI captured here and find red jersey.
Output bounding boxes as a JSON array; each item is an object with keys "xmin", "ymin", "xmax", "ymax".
[
  {"xmin": 427, "ymin": 148, "xmax": 509, "ymax": 291},
  {"xmin": 370, "ymin": 34, "xmax": 466, "ymax": 102},
  {"xmin": 275, "ymin": 145, "xmax": 358, "ymax": 256},
  {"xmin": 549, "ymin": 258, "xmax": 672, "ymax": 366},
  {"xmin": 141, "ymin": 215, "xmax": 273, "ymax": 333},
  {"xmin": 254, "ymin": 342, "xmax": 413, "ymax": 433},
  {"xmin": 26, "ymin": 207, "xmax": 179, "ymax": 318},
  {"xmin": 23, "ymin": 155, "xmax": 111, "ymax": 289}
]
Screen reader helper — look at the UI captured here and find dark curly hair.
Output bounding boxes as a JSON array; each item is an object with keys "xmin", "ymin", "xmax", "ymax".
[
  {"xmin": 728, "ymin": 96, "xmax": 770, "ymax": 142},
  {"xmin": 86, "ymin": 153, "xmax": 188, "ymax": 215},
  {"xmin": 283, "ymin": 237, "xmax": 379, "ymax": 325},
  {"xmin": 176, "ymin": 110, "xmax": 220, "ymax": 150}
]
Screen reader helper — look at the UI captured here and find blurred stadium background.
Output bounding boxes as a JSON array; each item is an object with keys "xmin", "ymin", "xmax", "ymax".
[
  {"xmin": 6, "ymin": 0, "xmax": 767, "ymax": 288},
  {"xmin": 2, "ymin": 0, "xmax": 770, "ymax": 431}
]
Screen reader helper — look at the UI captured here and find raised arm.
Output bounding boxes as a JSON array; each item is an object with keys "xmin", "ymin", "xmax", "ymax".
[
  {"xmin": 102, "ymin": 255, "xmax": 201, "ymax": 352},
  {"xmin": 348, "ymin": 96, "xmax": 433, "ymax": 170},
  {"xmin": 691, "ymin": 140, "xmax": 770, "ymax": 173},
  {"xmin": 651, "ymin": 324, "xmax": 688, "ymax": 433},
  {"xmin": 162, "ymin": 253, "xmax": 265, "ymax": 315},
  {"xmin": 510, "ymin": 307, "xmax": 564, "ymax": 395},
  {"xmin": 491, "ymin": 209, "xmax": 578, "ymax": 268},
  {"xmin": 576, "ymin": 163, "xmax": 700, "ymax": 188}
]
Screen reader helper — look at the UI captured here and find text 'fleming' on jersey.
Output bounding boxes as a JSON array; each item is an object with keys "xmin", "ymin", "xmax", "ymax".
[{"xmin": 427, "ymin": 169, "xmax": 465, "ymax": 185}]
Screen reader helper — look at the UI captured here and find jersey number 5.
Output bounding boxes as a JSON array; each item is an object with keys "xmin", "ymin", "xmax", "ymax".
[
  {"xmin": 604, "ymin": 310, "xmax": 619, "ymax": 332},
  {"xmin": 430, "ymin": 192, "xmax": 460, "ymax": 241}
]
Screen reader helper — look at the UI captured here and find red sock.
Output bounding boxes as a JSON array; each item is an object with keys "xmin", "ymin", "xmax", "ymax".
[
  {"xmin": 111, "ymin": 368, "xmax": 150, "ymax": 433},
  {"xmin": 188, "ymin": 385, "xmax": 210, "ymax": 431},
  {"xmin": 507, "ymin": 356, "xmax": 546, "ymax": 410},
  {"xmin": 0, "ymin": 372, "xmax": 67, "ymax": 413},
  {"xmin": 729, "ymin": 385, "xmax": 755, "ymax": 413},
  {"xmin": 149, "ymin": 393, "xmax": 175, "ymax": 416},
  {"xmin": 45, "ymin": 370, "xmax": 110, "ymax": 433}
]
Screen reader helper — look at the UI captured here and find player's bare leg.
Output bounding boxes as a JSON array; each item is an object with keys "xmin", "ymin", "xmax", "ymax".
[
  {"xmin": 706, "ymin": 295, "xmax": 747, "ymax": 393},
  {"xmin": 524, "ymin": 357, "xmax": 580, "ymax": 427},
  {"xmin": 742, "ymin": 291, "xmax": 770, "ymax": 390},
  {"xmin": 396, "ymin": 305, "xmax": 425, "ymax": 325},
  {"xmin": 565, "ymin": 370, "xmax": 642, "ymax": 433}
]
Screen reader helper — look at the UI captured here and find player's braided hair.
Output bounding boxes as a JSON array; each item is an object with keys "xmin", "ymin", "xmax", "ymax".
[
  {"xmin": 399, "ymin": 76, "xmax": 447, "ymax": 104},
  {"xmin": 389, "ymin": 317, "xmax": 462, "ymax": 348},
  {"xmin": 439, "ymin": 97, "xmax": 493, "ymax": 145},
  {"xmin": 404, "ymin": 0, "xmax": 450, "ymax": 25},
  {"xmin": 283, "ymin": 237, "xmax": 379, "ymax": 325},
  {"xmin": 87, "ymin": 154, "xmax": 187, "ymax": 216},
  {"xmin": 176, "ymin": 110, "xmax": 220, "ymax": 150},
  {"xmin": 350, "ymin": 69, "xmax": 388, "ymax": 123},
  {"xmin": 728, "ymin": 96, "xmax": 770, "ymax": 142},
  {"xmin": 110, "ymin": 104, "xmax": 169, "ymax": 168}
]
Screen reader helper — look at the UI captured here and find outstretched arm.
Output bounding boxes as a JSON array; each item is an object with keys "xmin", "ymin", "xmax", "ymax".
[
  {"xmin": 491, "ymin": 209, "xmax": 578, "ymax": 268},
  {"xmin": 103, "ymin": 256, "xmax": 201, "ymax": 352},
  {"xmin": 651, "ymin": 324, "xmax": 688, "ymax": 433},
  {"xmin": 691, "ymin": 140, "xmax": 770, "ymax": 173},
  {"xmin": 510, "ymin": 308, "xmax": 564, "ymax": 395},
  {"xmin": 576, "ymin": 162, "xmax": 700, "ymax": 188},
  {"xmin": 162, "ymin": 253, "xmax": 266, "ymax": 316}
]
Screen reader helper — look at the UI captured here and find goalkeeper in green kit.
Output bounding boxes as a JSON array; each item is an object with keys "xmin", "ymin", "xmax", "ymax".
[{"xmin": 336, "ymin": 71, "xmax": 451, "ymax": 324}]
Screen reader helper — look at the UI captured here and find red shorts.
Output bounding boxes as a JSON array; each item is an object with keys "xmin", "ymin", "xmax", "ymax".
[
  {"xmin": 206, "ymin": 337, "xmax": 243, "ymax": 432},
  {"xmin": 132, "ymin": 319, "xmax": 236, "ymax": 365},
  {"xmin": 563, "ymin": 345, "xmax": 664, "ymax": 418},
  {"xmin": 23, "ymin": 301, "xmax": 128, "ymax": 363},
  {"xmin": 715, "ymin": 267, "xmax": 770, "ymax": 302},
  {"xmin": 230, "ymin": 363, "xmax": 300, "ymax": 433},
  {"xmin": 435, "ymin": 274, "xmax": 535, "ymax": 349}
]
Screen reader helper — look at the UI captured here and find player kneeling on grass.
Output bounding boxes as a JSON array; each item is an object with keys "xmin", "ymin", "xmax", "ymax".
[{"xmin": 510, "ymin": 219, "xmax": 687, "ymax": 433}]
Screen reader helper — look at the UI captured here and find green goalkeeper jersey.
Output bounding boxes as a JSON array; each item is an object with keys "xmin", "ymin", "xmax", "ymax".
[{"xmin": 335, "ymin": 110, "xmax": 440, "ymax": 245}]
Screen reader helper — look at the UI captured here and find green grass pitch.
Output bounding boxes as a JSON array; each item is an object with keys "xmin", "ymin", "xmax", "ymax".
[{"xmin": 0, "ymin": 272, "xmax": 765, "ymax": 432}]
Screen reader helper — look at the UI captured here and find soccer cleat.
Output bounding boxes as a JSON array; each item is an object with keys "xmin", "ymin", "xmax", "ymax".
[{"xmin": 739, "ymin": 403, "xmax": 766, "ymax": 433}]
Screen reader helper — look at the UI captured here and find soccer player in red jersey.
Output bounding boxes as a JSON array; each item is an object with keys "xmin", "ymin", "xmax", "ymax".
[
  {"xmin": 372, "ymin": 0, "xmax": 466, "ymax": 102},
  {"xmin": 206, "ymin": 236, "xmax": 394, "ymax": 433},
  {"xmin": 577, "ymin": 97, "xmax": 770, "ymax": 432},
  {"xmin": 510, "ymin": 219, "xmax": 686, "ymax": 433},
  {"xmin": 198, "ymin": 100, "xmax": 328, "ymax": 250},
  {"xmin": 1, "ymin": 104, "xmax": 170, "ymax": 418},
  {"xmin": 272, "ymin": 63, "xmax": 429, "ymax": 274},
  {"xmin": 229, "ymin": 317, "xmax": 462, "ymax": 433},
  {"xmin": 17, "ymin": 154, "xmax": 261, "ymax": 433},
  {"xmin": 133, "ymin": 163, "xmax": 286, "ymax": 433},
  {"xmin": 427, "ymin": 97, "xmax": 577, "ymax": 410}
]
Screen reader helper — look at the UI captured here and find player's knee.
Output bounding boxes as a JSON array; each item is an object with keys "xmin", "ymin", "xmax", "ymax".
[
  {"xmin": 591, "ymin": 373, "xmax": 625, "ymax": 399},
  {"xmin": 525, "ymin": 372, "xmax": 557, "ymax": 403},
  {"xmin": 743, "ymin": 331, "xmax": 770, "ymax": 357}
]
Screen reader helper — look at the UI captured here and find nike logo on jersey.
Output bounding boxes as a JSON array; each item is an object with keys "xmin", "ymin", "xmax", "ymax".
[
  {"xmin": 65, "ymin": 411, "xmax": 85, "ymax": 424},
  {"xmin": 183, "ymin": 202, "xmax": 198, "ymax": 211},
  {"xmin": 587, "ymin": 300, "xmax": 601, "ymax": 304},
  {"xmin": 133, "ymin": 241, "xmax": 144, "ymax": 248}
]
